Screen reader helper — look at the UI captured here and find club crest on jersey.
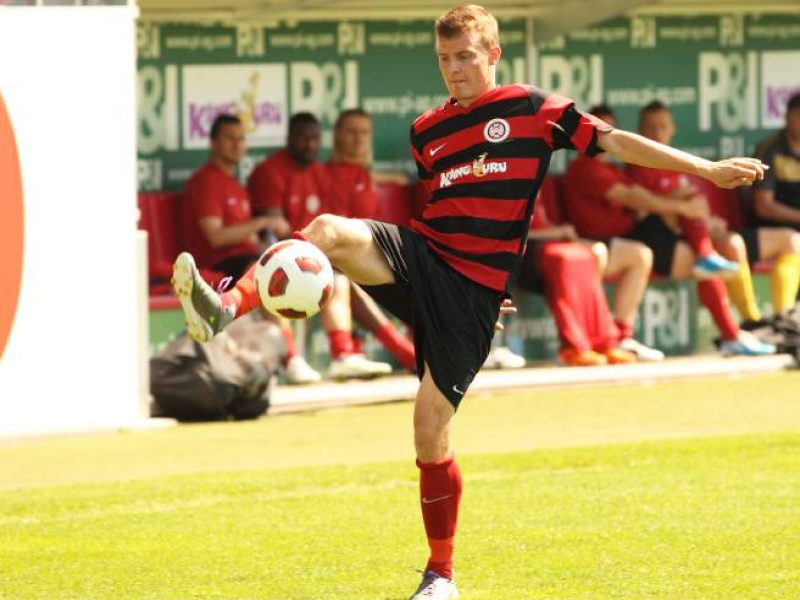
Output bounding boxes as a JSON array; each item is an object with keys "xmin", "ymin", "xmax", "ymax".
[
  {"xmin": 483, "ymin": 118, "xmax": 510, "ymax": 142},
  {"xmin": 439, "ymin": 153, "xmax": 507, "ymax": 187}
]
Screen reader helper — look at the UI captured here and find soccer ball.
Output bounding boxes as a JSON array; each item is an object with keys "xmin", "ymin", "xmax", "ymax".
[{"xmin": 254, "ymin": 239, "xmax": 334, "ymax": 319}]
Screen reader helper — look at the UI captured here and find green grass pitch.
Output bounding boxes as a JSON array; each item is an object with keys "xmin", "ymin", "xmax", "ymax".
[{"xmin": 1, "ymin": 372, "xmax": 799, "ymax": 600}]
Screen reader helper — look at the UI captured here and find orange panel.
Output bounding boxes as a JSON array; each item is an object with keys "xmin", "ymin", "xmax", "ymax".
[{"xmin": 0, "ymin": 89, "xmax": 24, "ymax": 365}]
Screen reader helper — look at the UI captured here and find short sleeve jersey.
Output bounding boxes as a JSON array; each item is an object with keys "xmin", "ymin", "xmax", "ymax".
[
  {"xmin": 410, "ymin": 84, "xmax": 610, "ymax": 293},
  {"xmin": 753, "ymin": 130, "xmax": 800, "ymax": 218},
  {"xmin": 327, "ymin": 162, "xmax": 379, "ymax": 219},
  {"xmin": 247, "ymin": 149, "xmax": 332, "ymax": 230},
  {"xmin": 181, "ymin": 162, "xmax": 260, "ymax": 269},
  {"xmin": 564, "ymin": 155, "xmax": 636, "ymax": 239}
]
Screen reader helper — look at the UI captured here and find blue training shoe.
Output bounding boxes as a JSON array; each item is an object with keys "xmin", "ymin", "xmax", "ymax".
[
  {"xmin": 720, "ymin": 331, "xmax": 776, "ymax": 357},
  {"xmin": 693, "ymin": 253, "xmax": 740, "ymax": 280}
]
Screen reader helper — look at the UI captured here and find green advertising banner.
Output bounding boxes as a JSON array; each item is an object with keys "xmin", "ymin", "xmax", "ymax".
[
  {"xmin": 536, "ymin": 14, "xmax": 800, "ymax": 173},
  {"xmin": 136, "ymin": 19, "xmax": 528, "ymax": 191},
  {"xmin": 137, "ymin": 13, "xmax": 800, "ymax": 192}
]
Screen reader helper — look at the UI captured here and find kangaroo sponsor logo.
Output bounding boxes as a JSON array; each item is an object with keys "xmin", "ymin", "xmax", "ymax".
[{"xmin": 440, "ymin": 153, "xmax": 507, "ymax": 187}]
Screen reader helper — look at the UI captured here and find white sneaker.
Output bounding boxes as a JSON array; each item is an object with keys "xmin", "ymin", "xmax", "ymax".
[
  {"xmin": 329, "ymin": 353, "xmax": 392, "ymax": 380},
  {"xmin": 285, "ymin": 355, "xmax": 322, "ymax": 385},
  {"xmin": 617, "ymin": 338, "xmax": 665, "ymax": 362},
  {"xmin": 483, "ymin": 346, "xmax": 526, "ymax": 369},
  {"xmin": 410, "ymin": 571, "xmax": 459, "ymax": 600}
]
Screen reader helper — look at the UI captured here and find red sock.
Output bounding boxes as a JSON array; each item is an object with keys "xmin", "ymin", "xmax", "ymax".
[
  {"xmin": 279, "ymin": 322, "xmax": 297, "ymax": 361},
  {"xmin": 679, "ymin": 217, "xmax": 714, "ymax": 258},
  {"xmin": 328, "ymin": 329, "xmax": 355, "ymax": 359},
  {"xmin": 374, "ymin": 322, "xmax": 416, "ymax": 371},
  {"xmin": 418, "ymin": 455, "xmax": 462, "ymax": 580},
  {"xmin": 697, "ymin": 280, "xmax": 739, "ymax": 341},
  {"xmin": 352, "ymin": 334, "xmax": 364, "ymax": 355},
  {"xmin": 615, "ymin": 320, "xmax": 634, "ymax": 341},
  {"xmin": 221, "ymin": 262, "xmax": 261, "ymax": 317}
]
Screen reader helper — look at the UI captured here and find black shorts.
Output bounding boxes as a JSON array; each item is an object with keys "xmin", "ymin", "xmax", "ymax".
[
  {"xmin": 361, "ymin": 220, "xmax": 502, "ymax": 409},
  {"xmin": 621, "ymin": 215, "xmax": 680, "ymax": 277},
  {"xmin": 740, "ymin": 227, "xmax": 761, "ymax": 265}
]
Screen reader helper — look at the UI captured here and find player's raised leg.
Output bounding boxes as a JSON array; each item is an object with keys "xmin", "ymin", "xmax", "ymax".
[
  {"xmin": 171, "ymin": 252, "xmax": 237, "ymax": 342},
  {"xmin": 300, "ymin": 214, "xmax": 395, "ymax": 286}
]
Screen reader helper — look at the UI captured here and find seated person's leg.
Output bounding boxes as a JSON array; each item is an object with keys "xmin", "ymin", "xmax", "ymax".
[
  {"xmin": 670, "ymin": 241, "xmax": 738, "ymax": 341},
  {"xmin": 756, "ymin": 228, "xmax": 800, "ymax": 313},
  {"xmin": 536, "ymin": 243, "xmax": 633, "ymax": 365},
  {"xmin": 713, "ymin": 232, "xmax": 761, "ymax": 322},
  {"xmin": 604, "ymin": 239, "xmax": 664, "ymax": 360},
  {"xmin": 671, "ymin": 241, "xmax": 773, "ymax": 355},
  {"xmin": 322, "ymin": 273, "xmax": 392, "ymax": 380},
  {"xmin": 668, "ymin": 213, "xmax": 740, "ymax": 279}
]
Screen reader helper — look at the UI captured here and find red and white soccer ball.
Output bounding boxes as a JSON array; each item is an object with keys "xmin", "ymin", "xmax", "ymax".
[{"xmin": 254, "ymin": 239, "xmax": 334, "ymax": 319}]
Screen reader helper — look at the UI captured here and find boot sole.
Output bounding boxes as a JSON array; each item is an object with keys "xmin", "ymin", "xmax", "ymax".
[{"xmin": 171, "ymin": 252, "xmax": 213, "ymax": 343}]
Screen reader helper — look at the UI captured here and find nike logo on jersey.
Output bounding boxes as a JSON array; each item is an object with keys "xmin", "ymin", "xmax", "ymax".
[
  {"xmin": 430, "ymin": 142, "xmax": 447, "ymax": 156},
  {"xmin": 422, "ymin": 494, "xmax": 452, "ymax": 504},
  {"xmin": 452, "ymin": 384, "xmax": 465, "ymax": 395}
]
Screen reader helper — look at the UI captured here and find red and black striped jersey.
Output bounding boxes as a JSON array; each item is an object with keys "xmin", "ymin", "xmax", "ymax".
[{"xmin": 410, "ymin": 83, "xmax": 610, "ymax": 293}]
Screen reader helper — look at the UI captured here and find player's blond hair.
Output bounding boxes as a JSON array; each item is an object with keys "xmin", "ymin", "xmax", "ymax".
[{"xmin": 435, "ymin": 5, "xmax": 499, "ymax": 51}]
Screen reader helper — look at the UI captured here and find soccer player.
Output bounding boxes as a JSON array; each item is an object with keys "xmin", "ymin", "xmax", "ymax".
[{"xmin": 172, "ymin": 6, "xmax": 769, "ymax": 598}]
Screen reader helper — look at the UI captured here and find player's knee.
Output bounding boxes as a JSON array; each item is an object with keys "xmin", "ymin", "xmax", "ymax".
[
  {"xmin": 636, "ymin": 244, "xmax": 654, "ymax": 270},
  {"xmin": 783, "ymin": 230, "xmax": 800, "ymax": 255},
  {"xmin": 304, "ymin": 214, "xmax": 346, "ymax": 255},
  {"xmin": 729, "ymin": 233, "xmax": 746, "ymax": 255}
]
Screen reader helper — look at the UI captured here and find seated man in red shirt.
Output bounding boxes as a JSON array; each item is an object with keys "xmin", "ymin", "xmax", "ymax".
[
  {"xmin": 554, "ymin": 108, "xmax": 663, "ymax": 362},
  {"xmin": 566, "ymin": 105, "xmax": 773, "ymax": 356},
  {"xmin": 181, "ymin": 114, "xmax": 322, "ymax": 385},
  {"xmin": 328, "ymin": 108, "xmax": 416, "ymax": 372},
  {"xmin": 248, "ymin": 112, "xmax": 392, "ymax": 380},
  {"xmin": 517, "ymin": 196, "xmax": 635, "ymax": 366},
  {"xmin": 181, "ymin": 114, "xmax": 288, "ymax": 281},
  {"xmin": 637, "ymin": 100, "xmax": 800, "ymax": 322}
]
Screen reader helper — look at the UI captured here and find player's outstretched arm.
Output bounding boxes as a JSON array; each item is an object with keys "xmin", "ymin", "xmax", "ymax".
[{"xmin": 598, "ymin": 128, "xmax": 767, "ymax": 189}]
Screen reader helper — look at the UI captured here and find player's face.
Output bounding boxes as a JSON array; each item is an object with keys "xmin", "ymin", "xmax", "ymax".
[
  {"xmin": 786, "ymin": 107, "xmax": 800, "ymax": 141},
  {"xmin": 335, "ymin": 115, "xmax": 372, "ymax": 163},
  {"xmin": 435, "ymin": 30, "xmax": 500, "ymax": 108},
  {"xmin": 639, "ymin": 109, "xmax": 675, "ymax": 145},
  {"xmin": 287, "ymin": 122, "xmax": 321, "ymax": 166},
  {"xmin": 211, "ymin": 123, "xmax": 246, "ymax": 166}
]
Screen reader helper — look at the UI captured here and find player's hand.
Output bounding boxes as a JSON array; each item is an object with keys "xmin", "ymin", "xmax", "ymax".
[
  {"xmin": 706, "ymin": 157, "xmax": 768, "ymax": 189},
  {"xmin": 495, "ymin": 299, "xmax": 516, "ymax": 331},
  {"xmin": 262, "ymin": 216, "xmax": 292, "ymax": 239}
]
